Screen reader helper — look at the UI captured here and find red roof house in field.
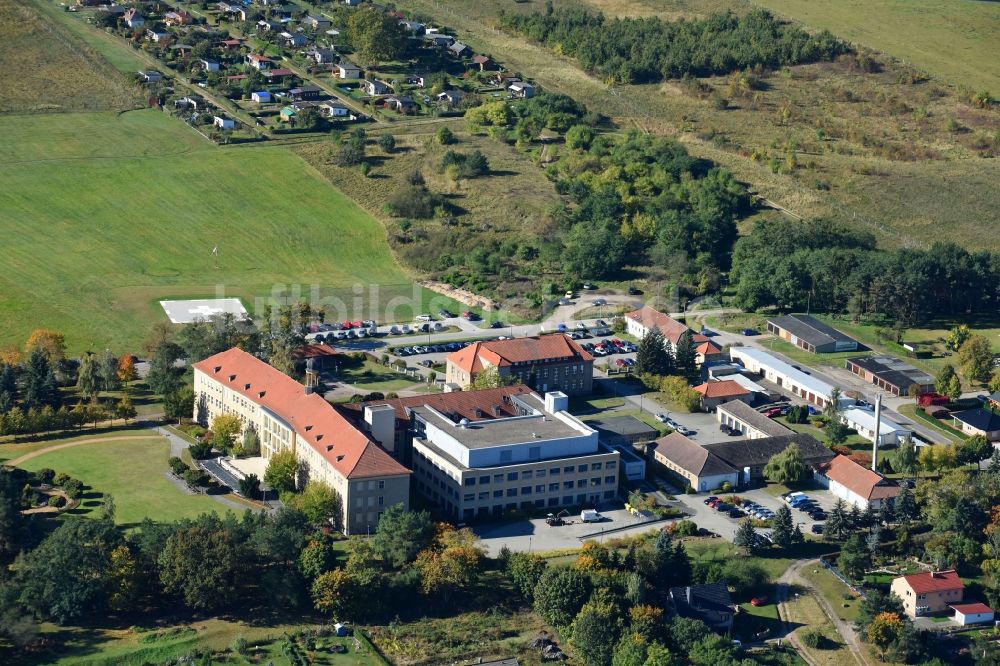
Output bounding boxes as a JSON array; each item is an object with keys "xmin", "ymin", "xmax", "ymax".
[
  {"xmin": 891, "ymin": 570, "xmax": 964, "ymax": 618},
  {"xmin": 816, "ymin": 455, "xmax": 899, "ymax": 509}
]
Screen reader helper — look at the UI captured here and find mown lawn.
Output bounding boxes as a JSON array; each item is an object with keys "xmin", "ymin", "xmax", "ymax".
[
  {"xmin": 0, "ymin": 110, "xmax": 467, "ymax": 353},
  {"xmin": 15, "ymin": 437, "xmax": 227, "ymax": 527},
  {"xmin": 801, "ymin": 564, "xmax": 861, "ymax": 624}
]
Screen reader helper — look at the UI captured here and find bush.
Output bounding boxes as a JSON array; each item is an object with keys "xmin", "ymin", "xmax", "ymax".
[
  {"xmin": 440, "ymin": 150, "xmax": 489, "ymax": 179},
  {"xmin": 54, "ymin": 472, "xmax": 70, "ymax": 486},
  {"xmin": 377, "ymin": 134, "xmax": 396, "ymax": 153},
  {"xmin": 48, "ymin": 495, "xmax": 67, "ymax": 508},
  {"xmin": 168, "ymin": 456, "xmax": 189, "ymax": 476},
  {"xmin": 188, "ymin": 440, "xmax": 213, "ymax": 459},
  {"xmin": 669, "ymin": 520, "xmax": 698, "ymax": 536},
  {"xmin": 182, "ymin": 468, "xmax": 208, "ymax": 487},
  {"xmin": 62, "ymin": 478, "xmax": 83, "ymax": 500},
  {"xmin": 36, "ymin": 468, "xmax": 56, "ymax": 485},
  {"xmin": 386, "ymin": 185, "xmax": 443, "ymax": 218},
  {"xmin": 801, "ymin": 630, "xmax": 830, "ymax": 649},
  {"xmin": 436, "ymin": 126, "xmax": 456, "ymax": 145}
]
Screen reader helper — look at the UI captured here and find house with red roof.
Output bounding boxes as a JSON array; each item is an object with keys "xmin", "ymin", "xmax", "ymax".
[
  {"xmin": 950, "ymin": 602, "xmax": 994, "ymax": 625},
  {"xmin": 193, "ymin": 348, "xmax": 410, "ymax": 534},
  {"xmin": 890, "ymin": 570, "xmax": 964, "ymax": 617},
  {"xmin": 624, "ymin": 306, "xmax": 719, "ymax": 363},
  {"xmin": 445, "ymin": 334, "xmax": 594, "ymax": 395},
  {"xmin": 691, "ymin": 380, "xmax": 751, "ymax": 411},
  {"xmin": 815, "ymin": 455, "xmax": 899, "ymax": 510}
]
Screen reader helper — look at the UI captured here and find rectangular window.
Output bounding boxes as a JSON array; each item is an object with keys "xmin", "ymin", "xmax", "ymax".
[
  {"xmin": 506, "ymin": 488, "xmax": 517, "ymax": 497},
  {"xmin": 563, "ymin": 466, "xmax": 574, "ymax": 474},
  {"xmin": 535, "ymin": 484, "xmax": 545, "ymax": 493},
  {"xmin": 605, "ymin": 476, "xmax": 616, "ymax": 485},
  {"xmin": 479, "ymin": 475, "xmax": 490, "ymax": 485},
  {"xmin": 563, "ymin": 481, "xmax": 574, "ymax": 490},
  {"xmin": 521, "ymin": 486, "xmax": 532, "ymax": 495},
  {"xmin": 603, "ymin": 490, "xmax": 615, "ymax": 499},
  {"xmin": 550, "ymin": 468, "xmax": 560, "ymax": 476},
  {"xmin": 591, "ymin": 462, "xmax": 602, "ymax": 470},
  {"xmin": 479, "ymin": 492, "xmax": 489, "ymax": 501},
  {"xmin": 536, "ymin": 469, "xmax": 546, "ymax": 478},
  {"xmin": 464, "ymin": 478, "xmax": 475, "ymax": 486},
  {"xmin": 577, "ymin": 464, "xmax": 588, "ymax": 473},
  {"xmin": 577, "ymin": 494, "xmax": 587, "ymax": 504},
  {"xmin": 507, "ymin": 472, "xmax": 518, "ymax": 482},
  {"xmin": 563, "ymin": 496, "xmax": 573, "ymax": 505},
  {"xmin": 606, "ymin": 461, "xmax": 617, "ymax": 469},
  {"xmin": 493, "ymin": 490, "xmax": 503, "ymax": 498},
  {"xmin": 378, "ymin": 480, "xmax": 385, "ymax": 489},
  {"xmin": 522, "ymin": 470, "xmax": 533, "ymax": 480},
  {"xmin": 591, "ymin": 477, "xmax": 601, "ymax": 487},
  {"xmin": 464, "ymin": 493, "xmax": 475, "ymax": 502},
  {"xmin": 493, "ymin": 474, "xmax": 503, "ymax": 484},
  {"xmin": 549, "ymin": 483, "xmax": 559, "ymax": 492}
]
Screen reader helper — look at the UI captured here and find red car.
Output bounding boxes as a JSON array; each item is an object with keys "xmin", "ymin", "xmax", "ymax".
[
  {"xmin": 763, "ymin": 408, "xmax": 782, "ymax": 418},
  {"xmin": 751, "ymin": 596, "xmax": 769, "ymax": 607},
  {"xmin": 341, "ymin": 320, "xmax": 353, "ymax": 329}
]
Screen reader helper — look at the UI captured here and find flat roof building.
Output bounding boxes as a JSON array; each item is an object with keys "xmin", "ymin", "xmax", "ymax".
[
  {"xmin": 588, "ymin": 415, "xmax": 659, "ymax": 446},
  {"xmin": 767, "ymin": 315, "xmax": 859, "ymax": 353},
  {"xmin": 840, "ymin": 407, "xmax": 911, "ymax": 446},
  {"xmin": 845, "ymin": 356, "xmax": 935, "ymax": 396},
  {"xmin": 409, "ymin": 391, "xmax": 621, "ymax": 521},
  {"xmin": 730, "ymin": 347, "xmax": 838, "ymax": 408}
]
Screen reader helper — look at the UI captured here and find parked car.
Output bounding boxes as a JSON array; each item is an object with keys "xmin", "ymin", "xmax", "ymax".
[
  {"xmin": 714, "ymin": 502, "xmax": 733, "ymax": 512},
  {"xmin": 595, "ymin": 320, "xmax": 608, "ymax": 327},
  {"xmin": 439, "ymin": 309, "xmax": 454, "ymax": 318},
  {"xmin": 558, "ymin": 298, "xmax": 572, "ymax": 306},
  {"xmin": 750, "ymin": 596, "xmax": 769, "ymax": 607},
  {"xmin": 811, "ymin": 523, "xmax": 825, "ymax": 534},
  {"xmin": 491, "ymin": 321, "xmax": 505, "ymax": 329},
  {"xmin": 742, "ymin": 328, "xmax": 759, "ymax": 336},
  {"xmin": 703, "ymin": 496, "xmax": 719, "ymax": 505},
  {"xmin": 627, "ymin": 286, "xmax": 642, "ymax": 295},
  {"xmin": 656, "ymin": 413, "xmax": 670, "ymax": 423},
  {"xmin": 415, "ymin": 314, "xmax": 433, "ymax": 322},
  {"xmin": 462, "ymin": 311, "xmax": 480, "ymax": 321},
  {"xmin": 583, "ymin": 282, "xmax": 595, "ymax": 290},
  {"xmin": 675, "ymin": 425, "xmax": 694, "ymax": 436},
  {"xmin": 593, "ymin": 298, "xmax": 607, "ymax": 306},
  {"xmin": 728, "ymin": 508, "xmax": 742, "ymax": 519},
  {"xmin": 763, "ymin": 407, "xmax": 782, "ymax": 418},
  {"xmin": 810, "ymin": 512, "xmax": 828, "ymax": 521}
]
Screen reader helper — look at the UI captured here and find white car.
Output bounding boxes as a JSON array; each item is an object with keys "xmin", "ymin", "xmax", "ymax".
[
  {"xmin": 654, "ymin": 413, "xmax": 669, "ymax": 423},
  {"xmin": 415, "ymin": 314, "xmax": 433, "ymax": 321},
  {"xmin": 675, "ymin": 425, "xmax": 693, "ymax": 436}
]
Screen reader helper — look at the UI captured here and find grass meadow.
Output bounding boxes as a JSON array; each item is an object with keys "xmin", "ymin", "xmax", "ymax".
[
  {"xmin": 0, "ymin": 0, "xmax": 143, "ymax": 113},
  {"xmin": 0, "ymin": 110, "xmax": 468, "ymax": 353},
  {"xmin": 395, "ymin": 0, "xmax": 1000, "ymax": 253},
  {"xmin": 15, "ymin": 437, "xmax": 230, "ymax": 526}
]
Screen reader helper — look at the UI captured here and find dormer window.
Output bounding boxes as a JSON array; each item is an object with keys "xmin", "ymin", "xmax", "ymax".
[
  {"xmin": 229, "ymin": 374, "xmax": 237, "ymax": 382},
  {"xmin": 213, "ymin": 366, "xmax": 222, "ymax": 373}
]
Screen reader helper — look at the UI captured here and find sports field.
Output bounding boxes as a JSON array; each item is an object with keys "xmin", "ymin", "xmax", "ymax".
[
  {"xmin": 0, "ymin": 110, "xmax": 465, "ymax": 353},
  {"xmin": 14, "ymin": 437, "xmax": 227, "ymax": 526}
]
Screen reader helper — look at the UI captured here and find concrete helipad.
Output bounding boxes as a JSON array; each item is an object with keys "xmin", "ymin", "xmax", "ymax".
[{"xmin": 160, "ymin": 298, "xmax": 248, "ymax": 324}]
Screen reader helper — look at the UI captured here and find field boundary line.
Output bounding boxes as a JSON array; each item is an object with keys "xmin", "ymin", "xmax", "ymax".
[{"xmin": 5, "ymin": 435, "xmax": 164, "ymax": 467}]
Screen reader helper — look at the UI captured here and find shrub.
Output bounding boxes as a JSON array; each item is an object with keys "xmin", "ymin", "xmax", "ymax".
[
  {"xmin": 48, "ymin": 495, "xmax": 67, "ymax": 508},
  {"xmin": 669, "ymin": 520, "xmax": 698, "ymax": 537},
  {"xmin": 386, "ymin": 185, "xmax": 443, "ymax": 218},
  {"xmin": 377, "ymin": 134, "xmax": 396, "ymax": 153},
  {"xmin": 168, "ymin": 456, "xmax": 188, "ymax": 476},
  {"xmin": 440, "ymin": 150, "xmax": 489, "ymax": 179},
  {"xmin": 36, "ymin": 468, "xmax": 56, "ymax": 484},
  {"xmin": 188, "ymin": 440, "xmax": 213, "ymax": 459},
  {"xmin": 54, "ymin": 472, "xmax": 70, "ymax": 486},
  {"xmin": 182, "ymin": 468, "xmax": 208, "ymax": 487},
  {"xmin": 436, "ymin": 126, "xmax": 456, "ymax": 145},
  {"xmin": 62, "ymin": 478, "xmax": 83, "ymax": 499},
  {"xmin": 233, "ymin": 636, "xmax": 249, "ymax": 656}
]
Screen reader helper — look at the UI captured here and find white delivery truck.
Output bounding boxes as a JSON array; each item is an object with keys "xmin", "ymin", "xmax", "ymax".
[{"xmin": 580, "ymin": 509, "xmax": 601, "ymax": 523}]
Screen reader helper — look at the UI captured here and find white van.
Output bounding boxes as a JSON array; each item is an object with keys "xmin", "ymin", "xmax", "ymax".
[{"xmin": 580, "ymin": 509, "xmax": 601, "ymax": 523}]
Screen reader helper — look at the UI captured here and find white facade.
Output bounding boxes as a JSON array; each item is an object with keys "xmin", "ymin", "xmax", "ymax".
[
  {"xmin": 729, "ymin": 347, "xmax": 837, "ymax": 408},
  {"xmin": 816, "ymin": 475, "xmax": 871, "ymax": 510},
  {"xmin": 953, "ymin": 607, "xmax": 994, "ymax": 625},
  {"xmin": 840, "ymin": 407, "xmax": 911, "ymax": 446}
]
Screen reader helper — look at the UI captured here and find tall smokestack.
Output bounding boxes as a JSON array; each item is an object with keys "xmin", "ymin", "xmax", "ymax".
[{"xmin": 872, "ymin": 394, "xmax": 882, "ymax": 472}]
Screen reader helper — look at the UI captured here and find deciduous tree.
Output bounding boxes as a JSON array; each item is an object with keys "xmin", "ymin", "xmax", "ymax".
[
  {"xmin": 158, "ymin": 526, "xmax": 246, "ymax": 611},
  {"xmin": 26, "ymin": 329, "xmax": 66, "ymax": 361},
  {"xmin": 533, "ymin": 567, "xmax": 590, "ymax": 626},
  {"xmin": 959, "ymin": 334, "xmax": 994, "ymax": 383},
  {"xmin": 764, "ymin": 444, "xmax": 808, "ymax": 483},
  {"xmin": 211, "ymin": 413, "xmax": 242, "ymax": 454},
  {"xmin": 347, "ymin": 6, "xmax": 408, "ymax": 66},
  {"xmin": 263, "ymin": 449, "xmax": 299, "ymax": 494}
]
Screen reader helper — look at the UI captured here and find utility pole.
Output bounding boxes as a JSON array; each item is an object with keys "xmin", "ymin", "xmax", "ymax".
[{"xmin": 872, "ymin": 394, "xmax": 882, "ymax": 472}]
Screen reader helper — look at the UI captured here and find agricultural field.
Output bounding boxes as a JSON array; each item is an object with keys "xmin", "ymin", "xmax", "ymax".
[
  {"xmin": 13, "ymin": 436, "xmax": 232, "ymax": 527},
  {"xmin": 0, "ymin": 0, "xmax": 142, "ymax": 113},
  {"xmin": 0, "ymin": 110, "xmax": 468, "ymax": 353},
  {"xmin": 394, "ymin": 0, "xmax": 1000, "ymax": 253}
]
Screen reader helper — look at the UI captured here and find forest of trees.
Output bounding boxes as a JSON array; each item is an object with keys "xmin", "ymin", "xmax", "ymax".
[
  {"xmin": 500, "ymin": 6, "xmax": 846, "ymax": 83},
  {"xmin": 730, "ymin": 219, "xmax": 1000, "ymax": 325}
]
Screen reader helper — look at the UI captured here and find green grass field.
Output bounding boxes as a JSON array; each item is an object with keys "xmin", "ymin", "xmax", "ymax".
[
  {"xmin": 15, "ymin": 437, "xmax": 228, "ymax": 526},
  {"xmin": 750, "ymin": 0, "xmax": 1000, "ymax": 93},
  {"xmin": 0, "ymin": 110, "xmax": 468, "ymax": 353}
]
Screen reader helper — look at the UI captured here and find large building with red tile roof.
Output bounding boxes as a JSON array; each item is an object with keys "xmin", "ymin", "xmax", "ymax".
[
  {"xmin": 445, "ymin": 334, "xmax": 594, "ymax": 395},
  {"xmin": 624, "ymin": 306, "xmax": 720, "ymax": 363},
  {"xmin": 890, "ymin": 570, "xmax": 964, "ymax": 617},
  {"xmin": 815, "ymin": 455, "xmax": 899, "ymax": 510},
  {"xmin": 193, "ymin": 348, "xmax": 410, "ymax": 535},
  {"xmin": 691, "ymin": 379, "xmax": 752, "ymax": 411}
]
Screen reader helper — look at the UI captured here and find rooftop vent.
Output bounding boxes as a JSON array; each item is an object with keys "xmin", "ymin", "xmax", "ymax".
[{"xmin": 459, "ymin": 418, "xmax": 471, "ymax": 428}]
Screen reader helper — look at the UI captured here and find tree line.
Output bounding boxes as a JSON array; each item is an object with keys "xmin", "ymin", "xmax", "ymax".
[
  {"xmin": 730, "ymin": 218, "xmax": 1000, "ymax": 326},
  {"xmin": 500, "ymin": 5, "xmax": 846, "ymax": 84}
]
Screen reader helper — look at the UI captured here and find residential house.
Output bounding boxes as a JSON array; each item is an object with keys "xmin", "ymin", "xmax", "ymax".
[
  {"xmin": 257, "ymin": 19, "xmax": 278, "ymax": 33},
  {"xmin": 448, "ymin": 41, "xmax": 471, "ymax": 58},
  {"xmin": 336, "ymin": 63, "xmax": 362, "ymax": 79},
  {"xmin": 702, "ymin": 434, "xmax": 835, "ymax": 485},
  {"xmin": 425, "ymin": 34, "xmax": 454, "ymax": 48},
  {"xmin": 310, "ymin": 48, "xmax": 336, "ymax": 65},
  {"xmin": 951, "ymin": 408, "xmax": 1000, "ymax": 442},
  {"xmin": 246, "ymin": 54, "xmax": 272, "ymax": 70},
  {"xmin": 716, "ymin": 400, "xmax": 793, "ymax": 439},
  {"xmin": 384, "ymin": 95, "xmax": 416, "ymax": 113},
  {"xmin": 890, "ymin": 571, "xmax": 964, "ymax": 618},
  {"xmin": 445, "ymin": 334, "xmax": 594, "ymax": 396},
  {"xmin": 363, "ymin": 79, "xmax": 391, "ymax": 95},
  {"xmin": 200, "ymin": 59, "xmax": 221, "ymax": 73},
  {"xmin": 405, "ymin": 391, "xmax": 621, "ymax": 521},
  {"xmin": 730, "ymin": 347, "xmax": 839, "ymax": 409},
  {"xmin": 651, "ymin": 433, "xmax": 739, "ymax": 493},
  {"xmin": 123, "ymin": 8, "xmax": 144, "ymax": 28},
  {"xmin": 508, "ymin": 82, "xmax": 536, "ymax": 98},
  {"xmin": 472, "ymin": 54, "xmax": 494, "ymax": 71},
  {"xmin": 437, "ymin": 90, "xmax": 464, "ymax": 106},
  {"xmin": 213, "ymin": 115, "xmax": 236, "ymax": 130},
  {"xmin": 767, "ymin": 314, "xmax": 859, "ymax": 353},
  {"xmin": 219, "ymin": 38, "xmax": 243, "ymax": 50},
  {"xmin": 164, "ymin": 10, "xmax": 194, "ymax": 26},
  {"xmin": 289, "ymin": 85, "xmax": 321, "ymax": 101},
  {"xmin": 173, "ymin": 96, "xmax": 204, "ymax": 110},
  {"xmin": 281, "ymin": 31, "xmax": 307, "ymax": 48},
  {"xmin": 192, "ymin": 348, "xmax": 410, "ymax": 534},
  {"xmin": 951, "ymin": 603, "xmax": 995, "ymax": 625},
  {"xmin": 251, "ymin": 91, "xmax": 273, "ymax": 103},
  {"xmin": 815, "ymin": 455, "xmax": 899, "ymax": 510},
  {"xmin": 399, "ymin": 20, "xmax": 425, "ymax": 34},
  {"xmin": 263, "ymin": 68, "xmax": 293, "ymax": 81},
  {"xmin": 840, "ymin": 407, "xmax": 911, "ymax": 446},
  {"xmin": 624, "ymin": 306, "xmax": 715, "ymax": 360},
  {"xmin": 146, "ymin": 29, "xmax": 169, "ymax": 44},
  {"xmin": 137, "ymin": 70, "xmax": 163, "ymax": 84},
  {"xmin": 669, "ymin": 583, "xmax": 737, "ymax": 633},
  {"xmin": 845, "ymin": 356, "xmax": 935, "ymax": 397},
  {"xmin": 304, "ymin": 15, "xmax": 331, "ymax": 30},
  {"xmin": 692, "ymin": 380, "xmax": 752, "ymax": 412},
  {"xmin": 319, "ymin": 101, "xmax": 349, "ymax": 117}
]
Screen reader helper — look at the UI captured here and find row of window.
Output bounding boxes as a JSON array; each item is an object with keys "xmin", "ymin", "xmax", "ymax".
[
  {"xmin": 461, "ymin": 477, "xmax": 616, "ymax": 502},
  {"xmin": 423, "ymin": 488, "xmax": 618, "ymax": 519},
  {"xmin": 462, "ymin": 461, "xmax": 616, "ymax": 486}
]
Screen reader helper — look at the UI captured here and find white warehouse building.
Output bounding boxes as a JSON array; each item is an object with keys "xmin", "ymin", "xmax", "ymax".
[
  {"xmin": 729, "ymin": 347, "xmax": 838, "ymax": 409},
  {"xmin": 840, "ymin": 407, "xmax": 912, "ymax": 446}
]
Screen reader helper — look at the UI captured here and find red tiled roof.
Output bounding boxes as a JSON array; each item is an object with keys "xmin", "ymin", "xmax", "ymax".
[
  {"xmin": 447, "ymin": 334, "xmax": 593, "ymax": 374},
  {"xmin": 472, "ymin": 55, "xmax": 491, "ymax": 63},
  {"xmin": 692, "ymin": 380, "xmax": 750, "ymax": 398},
  {"xmin": 817, "ymin": 455, "xmax": 899, "ymax": 502},
  {"xmin": 293, "ymin": 344, "xmax": 338, "ymax": 360},
  {"xmin": 696, "ymin": 341, "xmax": 723, "ymax": 356},
  {"xmin": 625, "ymin": 306, "xmax": 708, "ymax": 346},
  {"xmin": 899, "ymin": 570, "xmax": 963, "ymax": 594},
  {"xmin": 951, "ymin": 603, "xmax": 993, "ymax": 614},
  {"xmin": 340, "ymin": 385, "xmax": 535, "ymax": 423},
  {"xmin": 193, "ymin": 348, "xmax": 408, "ymax": 480}
]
